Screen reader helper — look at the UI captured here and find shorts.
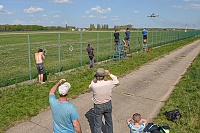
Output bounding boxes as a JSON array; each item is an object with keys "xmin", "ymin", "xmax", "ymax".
[
  {"xmin": 143, "ymin": 35, "xmax": 147, "ymax": 40},
  {"xmin": 36, "ymin": 62, "xmax": 45, "ymax": 74},
  {"xmin": 124, "ymin": 37, "xmax": 129, "ymax": 40}
]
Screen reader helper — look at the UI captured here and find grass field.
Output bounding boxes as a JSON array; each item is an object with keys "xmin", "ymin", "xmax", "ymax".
[
  {"xmin": 0, "ymin": 34, "xmax": 199, "ymax": 132},
  {"xmin": 0, "ymin": 30, "xmax": 199, "ymax": 88}
]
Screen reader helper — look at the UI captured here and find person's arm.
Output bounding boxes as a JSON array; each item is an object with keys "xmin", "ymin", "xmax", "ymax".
[
  {"xmin": 72, "ymin": 119, "xmax": 82, "ymax": 133},
  {"xmin": 49, "ymin": 79, "xmax": 66, "ymax": 95},
  {"xmin": 126, "ymin": 118, "xmax": 132, "ymax": 124},
  {"xmin": 140, "ymin": 119, "xmax": 148, "ymax": 125},
  {"xmin": 41, "ymin": 52, "xmax": 45, "ymax": 59},
  {"xmin": 105, "ymin": 70, "xmax": 119, "ymax": 85}
]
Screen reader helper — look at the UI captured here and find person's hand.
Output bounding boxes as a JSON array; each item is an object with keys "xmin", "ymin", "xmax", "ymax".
[
  {"xmin": 43, "ymin": 51, "xmax": 46, "ymax": 56},
  {"xmin": 58, "ymin": 79, "xmax": 66, "ymax": 85},
  {"xmin": 126, "ymin": 118, "xmax": 132, "ymax": 123},
  {"xmin": 105, "ymin": 70, "xmax": 110, "ymax": 76}
]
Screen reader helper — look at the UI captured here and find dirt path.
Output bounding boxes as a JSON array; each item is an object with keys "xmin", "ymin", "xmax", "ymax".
[{"xmin": 6, "ymin": 40, "xmax": 200, "ymax": 133}]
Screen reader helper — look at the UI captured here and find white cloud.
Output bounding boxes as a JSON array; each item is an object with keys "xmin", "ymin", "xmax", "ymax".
[
  {"xmin": 0, "ymin": 10, "xmax": 13, "ymax": 14},
  {"xmin": 183, "ymin": 0, "xmax": 200, "ymax": 2},
  {"xmin": 28, "ymin": 14, "xmax": 35, "ymax": 17},
  {"xmin": 12, "ymin": 19, "xmax": 25, "ymax": 25},
  {"xmin": 186, "ymin": 4, "xmax": 200, "ymax": 9},
  {"xmin": 0, "ymin": 5, "xmax": 13, "ymax": 14},
  {"xmin": 100, "ymin": 16, "xmax": 107, "ymax": 19},
  {"xmin": 24, "ymin": 6, "xmax": 44, "ymax": 13},
  {"xmin": 89, "ymin": 15, "xmax": 95, "ymax": 18},
  {"xmin": 90, "ymin": 6, "xmax": 111, "ymax": 14},
  {"xmin": 172, "ymin": 3, "xmax": 200, "ymax": 9},
  {"xmin": 51, "ymin": 0, "xmax": 72, "ymax": 3},
  {"xmin": 85, "ymin": 10, "xmax": 90, "ymax": 14},
  {"xmin": 53, "ymin": 15, "xmax": 60, "ymax": 18},
  {"xmin": 133, "ymin": 10, "xmax": 139, "ymax": 13},
  {"xmin": 0, "ymin": 5, "xmax": 4, "ymax": 10},
  {"xmin": 111, "ymin": 16, "xmax": 119, "ymax": 21},
  {"xmin": 171, "ymin": 5, "xmax": 183, "ymax": 8},
  {"xmin": 30, "ymin": 20, "xmax": 42, "ymax": 25}
]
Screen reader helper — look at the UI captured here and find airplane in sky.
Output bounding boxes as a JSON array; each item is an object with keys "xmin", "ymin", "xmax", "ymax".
[{"xmin": 147, "ymin": 13, "xmax": 159, "ymax": 17}]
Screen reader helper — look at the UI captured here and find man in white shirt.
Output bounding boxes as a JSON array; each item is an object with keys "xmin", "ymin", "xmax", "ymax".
[{"xmin": 89, "ymin": 68, "xmax": 119, "ymax": 133}]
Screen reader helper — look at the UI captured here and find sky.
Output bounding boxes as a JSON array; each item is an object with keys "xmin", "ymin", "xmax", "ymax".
[{"xmin": 0, "ymin": 0, "xmax": 200, "ymax": 29}]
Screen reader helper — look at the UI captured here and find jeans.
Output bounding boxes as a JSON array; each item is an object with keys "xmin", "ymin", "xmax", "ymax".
[
  {"xmin": 90, "ymin": 57, "xmax": 94, "ymax": 68},
  {"xmin": 115, "ymin": 41, "xmax": 119, "ymax": 52},
  {"xmin": 94, "ymin": 101, "xmax": 113, "ymax": 133}
]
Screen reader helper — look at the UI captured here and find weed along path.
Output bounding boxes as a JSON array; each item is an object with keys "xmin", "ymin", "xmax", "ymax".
[{"xmin": 6, "ymin": 40, "xmax": 200, "ymax": 133}]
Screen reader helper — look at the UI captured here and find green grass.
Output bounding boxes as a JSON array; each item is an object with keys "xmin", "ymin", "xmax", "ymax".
[
  {"xmin": 152, "ymin": 52, "xmax": 200, "ymax": 132},
  {"xmin": 0, "ymin": 35, "xmax": 199, "ymax": 132},
  {"xmin": 0, "ymin": 30, "xmax": 199, "ymax": 88}
]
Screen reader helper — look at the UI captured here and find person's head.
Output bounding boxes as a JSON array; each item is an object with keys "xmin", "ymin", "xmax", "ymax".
[
  {"xmin": 132, "ymin": 113, "xmax": 141, "ymax": 123},
  {"xmin": 38, "ymin": 49, "xmax": 43, "ymax": 53},
  {"xmin": 58, "ymin": 82, "xmax": 71, "ymax": 97},
  {"xmin": 88, "ymin": 44, "xmax": 91, "ymax": 47},
  {"xmin": 115, "ymin": 29, "xmax": 118, "ymax": 32},
  {"xmin": 127, "ymin": 28, "xmax": 129, "ymax": 30},
  {"xmin": 94, "ymin": 68, "xmax": 107, "ymax": 80}
]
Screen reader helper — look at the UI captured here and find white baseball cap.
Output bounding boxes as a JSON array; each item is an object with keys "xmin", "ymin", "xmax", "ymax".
[{"xmin": 58, "ymin": 82, "xmax": 71, "ymax": 95}]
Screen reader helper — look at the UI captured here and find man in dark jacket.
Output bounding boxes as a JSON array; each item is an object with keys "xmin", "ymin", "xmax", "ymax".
[{"xmin": 86, "ymin": 44, "xmax": 94, "ymax": 68}]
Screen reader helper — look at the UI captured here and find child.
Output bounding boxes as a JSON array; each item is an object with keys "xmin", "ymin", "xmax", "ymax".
[{"xmin": 126, "ymin": 113, "xmax": 148, "ymax": 133}]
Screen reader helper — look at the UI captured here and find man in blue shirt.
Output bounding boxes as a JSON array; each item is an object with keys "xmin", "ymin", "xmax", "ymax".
[
  {"xmin": 49, "ymin": 79, "xmax": 82, "ymax": 133},
  {"xmin": 142, "ymin": 28, "xmax": 148, "ymax": 51},
  {"xmin": 122, "ymin": 28, "xmax": 130, "ymax": 46},
  {"xmin": 122, "ymin": 28, "xmax": 131, "ymax": 58}
]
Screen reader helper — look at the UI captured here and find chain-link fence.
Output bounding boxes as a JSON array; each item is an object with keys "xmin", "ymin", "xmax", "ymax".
[{"xmin": 0, "ymin": 30, "xmax": 199, "ymax": 88}]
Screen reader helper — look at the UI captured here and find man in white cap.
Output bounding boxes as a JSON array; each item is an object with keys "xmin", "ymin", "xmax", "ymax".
[
  {"xmin": 49, "ymin": 79, "xmax": 82, "ymax": 133},
  {"xmin": 89, "ymin": 68, "xmax": 119, "ymax": 133}
]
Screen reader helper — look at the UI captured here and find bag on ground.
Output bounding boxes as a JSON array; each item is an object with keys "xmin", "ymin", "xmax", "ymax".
[
  {"xmin": 143, "ymin": 123, "xmax": 170, "ymax": 133},
  {"xmin": 165, "ymin": 109, "xmax": 181, "ymax": 122}
]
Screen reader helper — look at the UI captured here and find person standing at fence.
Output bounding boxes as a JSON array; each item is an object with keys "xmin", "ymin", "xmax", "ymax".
[
  {"xmin": 49, "ymin": 79, "xmax": 82, "ymax": 133},
  {"xmin": 86, "ymin": 44, "xmax": 95, "ymax": 68},
  {"xmin": 122, "ymin": 28, "xmax": 130, "ymax": 50},
  {"xmin": 35, "ymin": 49, "xmax": 45, "ymax": 84},
  {"xmin": 89, "ymin": 68, "xmax": 119, "ymax": 133},
  {"xmin": 142, "ymin": 28, "xmax": 148, "ymax": 51},
  {"xmin": 114, "ymin": 29, "xmax": 120, "ymax": 52}
]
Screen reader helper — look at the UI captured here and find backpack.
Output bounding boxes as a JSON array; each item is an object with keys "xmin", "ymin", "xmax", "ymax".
[
  {"xmin": 165, "ymin": 109, "xmax": 181, "ymax": 122},
  {"xmin": 143, "ymin": 123, "xmax": 170, "ymax": 133}
]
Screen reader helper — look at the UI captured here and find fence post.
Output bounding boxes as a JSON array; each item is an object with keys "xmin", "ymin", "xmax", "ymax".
[
  {"xmin": 27, "ymin": 35, "xmax": 32, "ymax": 83},
  {"xmin": 152, "ymin": 31, "xmax": 154, "ymax": 48},
  {"xmin": 58, "ymin": 33, "xmax": 61, "ymax": 74},
  {"xmin": 97, "ymin": 32, "xmax": 99, "ymax": 62},
  {"xmin": 110, "ymin": 32, "xmax": 113, "ymax": 59},
  {"xmin": 80, "ymin": 33, "xmax": 83, "ymax": 66}
]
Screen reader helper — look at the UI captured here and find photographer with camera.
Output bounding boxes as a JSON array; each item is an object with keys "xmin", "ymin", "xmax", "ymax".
[
  {"xmin": 89, "ymin": 68, "xmax": 119, "ymax": 133},
  {"xmin": 35, "ymin": 48, "xmax": 46, "ymax": 84}
]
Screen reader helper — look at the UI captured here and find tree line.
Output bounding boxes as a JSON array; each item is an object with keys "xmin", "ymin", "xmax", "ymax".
[{"xmin": 0, "ymin": 24, "xmax": 133, "ymax": 31}]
